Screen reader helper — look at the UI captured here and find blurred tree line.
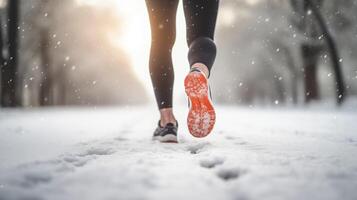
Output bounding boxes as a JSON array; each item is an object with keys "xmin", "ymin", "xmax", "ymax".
[
  {"xmin": 1, "ymin": 0, "xmax": 356, "ymax": 108},
  {"xmin": 212, "ymin": 0, "xmax": 357, "ymax": 106},
  {"xmin": 0, "ymin": 0, "xmax": 147, "ymax": 107}
]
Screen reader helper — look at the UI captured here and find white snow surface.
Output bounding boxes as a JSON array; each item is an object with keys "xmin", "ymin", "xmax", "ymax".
[{"xmin": 0, "ymin": 105, "xmax": 357, "ymax": 200}]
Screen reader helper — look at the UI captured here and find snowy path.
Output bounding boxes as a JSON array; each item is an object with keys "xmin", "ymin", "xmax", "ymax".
[{"xmin": 0, "ymin": 106, "xmax": 357, "ymax": 200}]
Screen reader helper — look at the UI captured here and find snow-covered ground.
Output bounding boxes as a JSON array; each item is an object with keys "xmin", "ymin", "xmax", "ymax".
[{"xmin": 0, "ymin": 105, "xmax": 357, "ymax": 200}]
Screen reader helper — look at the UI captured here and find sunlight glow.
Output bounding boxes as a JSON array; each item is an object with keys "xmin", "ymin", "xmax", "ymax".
[
  {"xmin": 112, "ymin": 1, "xmax": 152, "ymax": 92},
  {"xmin": 220, "ymin": 7, "xmax": 236, "ymax": 26},
  {"xmin": 78, "ymin": 0, "xmax": 190, "ymax": 105},
  {"xmin": 114, "ymin": 1, "xmax": 190, "ymax": 106},
  {"xmin": 0, "ymin": 0, "xmax": 6, "ymax": 7},
  {"xmin": 246, "ymin": 0, "xmax": 261, "ymax": 5}
]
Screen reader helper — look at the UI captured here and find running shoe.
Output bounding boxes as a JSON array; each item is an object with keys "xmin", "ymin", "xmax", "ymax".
[
  {"xmin": 153, "ymin": 121, "xmax": 178, "ymax": 143},
  {"xmin": 184, "ymin": 68, "xmax": 216, "ymax": 138}
]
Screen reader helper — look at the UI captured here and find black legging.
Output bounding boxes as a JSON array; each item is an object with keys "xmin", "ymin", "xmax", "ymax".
[{"xmin": 146, "ymin": 0, "xmax": 219, "ymax": 109}]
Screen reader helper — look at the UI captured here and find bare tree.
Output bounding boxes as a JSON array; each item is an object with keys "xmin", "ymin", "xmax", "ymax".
[
  {"xmin": 282, "ymin": 47, "xmax": 300, "ymax": 104},
  {"xmin": 1, "ymin": 0, "xmax": 20, "ymax": 107},
  {"xmin": 291, "ymin": 0, "xmax": 346, "ymax": 105},
  {"xmin": 290, "ymin": 0, "xmax": 322, "ymax": 103},
  {"xmin": 0, "ymin": 11, "xmax": 5, "ymax": 75},
  {"xmin": 39, "ymin": 28, "xmax": 54, "ymax": 106},
  {"xmin": 301, "ymin": 44, "xmax": 322, "ymax": 102},
  {"xmin": 305, "ymin": 0, "xmax": 346, "ymax": 105}
]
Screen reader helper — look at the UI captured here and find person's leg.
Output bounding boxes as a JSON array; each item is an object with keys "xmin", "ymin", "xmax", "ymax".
[
  {"xmin": 183, "ymin": 0, "xmax": 219, "ymax": 138},
  {"xmin": 183, "ymin": 0, "xmax": 219, "ymax": 78},
  {"xmin": 146, "ymin": 0, "xmax": 179, "ymax": 127}
]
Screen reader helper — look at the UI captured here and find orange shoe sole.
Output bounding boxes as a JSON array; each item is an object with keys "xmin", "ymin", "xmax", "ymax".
[{"xmin": 184, "ymin": 72, "xmax": 216, "ymax": 138}]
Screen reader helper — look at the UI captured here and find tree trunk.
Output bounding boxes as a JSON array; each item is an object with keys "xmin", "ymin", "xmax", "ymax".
[
  {"xmin": 0, "ymin": 14, "xmax": 5, "ymax": 85},
  {"xmin": 1, "ymin": 0, "xmax": 20, "ymax": 107},
  {"xmin": 274, "ymin": 77, "xmax": 286, "ymax": 105},
  {"xmin": 280, "ymin": 46, "xmax": 299, "ymax": 104},
  {"xmin": 306, "ymin": 0, "xmax": 346, "ymax": 105},
  {"xmin": 39, "ymin": 28, "xmax": 53, "ymax": 106},
  {"xmin": 302, "ymin": 44, "xmax": 320, "ymax": 103},
  {"xmin": 56, "ymin": 65, "xmax": 68, "ymax": 106},
  {"xmin": 291, "ymin": 75, "xmax": 299, "ymax": 104}
]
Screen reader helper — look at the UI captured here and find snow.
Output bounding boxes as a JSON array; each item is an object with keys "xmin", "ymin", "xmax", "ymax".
[{"xmin": 0, "ymin": 105, "xmax": 357, "ymax": 200}]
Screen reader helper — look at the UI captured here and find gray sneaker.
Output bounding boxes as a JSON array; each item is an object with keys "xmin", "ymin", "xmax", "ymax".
[{"xmin": 153, "ymin": 121, "xmax": 178, "ymax": 143}]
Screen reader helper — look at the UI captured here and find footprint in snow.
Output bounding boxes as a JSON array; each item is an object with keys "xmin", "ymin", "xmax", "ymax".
[
  {"xmin": 21, "ymin": 170, "xmax": 53, "ymax": 188},
  {"xmin": 235, "ymin": 141, "xmax": 248, "ymax": 145},
  {"xmin": 225, "ymin": 135, "xmax": 237, "ymax": 140},
  {"xmin": 78, "ymin": 146, "xmax": 116, "ymax": 157},
  {"xmin": 114, "ymin": 136, "xmax": 128, "ymax": 141},
  {"xmin": 186, "ymin": 142, "xmax": 210, "ymax": 154},
  {"xmin": 225, "ymin": 136, "xmax": 248, "ymax": 146},
  {"xmin": 200, "ymin": 156, "xmax": 225, "ymax": 169},
  {"xmin": 216, "ymin": 167, "xmax": 246, "ymax": 181},
  {"xmin": 0, "ymin": 140, "xmax": 118, "ymax": 190}
]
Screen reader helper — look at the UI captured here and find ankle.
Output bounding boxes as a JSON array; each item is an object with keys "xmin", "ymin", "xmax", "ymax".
[
  {"xmin": 191, "ymin": 63, "xmax": 209, "ymax": 78},
  {"xmin": 159, "ymin": 108, "xmax": 177, "ymax": 127},
  {"xmin": 160, "ymin": 118, "xmax": 177, "ymax": 127}
]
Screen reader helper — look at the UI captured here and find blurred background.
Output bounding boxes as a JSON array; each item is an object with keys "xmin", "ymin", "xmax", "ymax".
[{"xmin": 0, "ymin": 0, "xmax": 356, "ymax": 108}]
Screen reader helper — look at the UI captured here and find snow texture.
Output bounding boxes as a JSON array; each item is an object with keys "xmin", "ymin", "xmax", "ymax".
[{"xmin": 0, "ymin": 106, "xmax": 357, "ymax": 200}]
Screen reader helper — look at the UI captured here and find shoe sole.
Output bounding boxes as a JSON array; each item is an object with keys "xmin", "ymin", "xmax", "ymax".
[
  {"xmin": 184, "ymin": 72, "xmax": 216, "ymax": 138},
  {"xmin": 153, "ymin": 134, "xmax": 178, "ymax": 143}
]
